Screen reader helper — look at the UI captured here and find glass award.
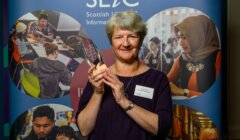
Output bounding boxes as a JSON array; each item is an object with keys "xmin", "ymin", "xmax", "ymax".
[{"xmin": 81, "ymin": 38, "xmax": 105, "ymax": 67}]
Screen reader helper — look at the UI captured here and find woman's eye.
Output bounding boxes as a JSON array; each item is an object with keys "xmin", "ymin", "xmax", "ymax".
[
  {"xmin": 113, "ymin": 36, "xmax": 122, "ymax": 40},
  {"xmin": 128, "ymin": 35, "xmax": 138, "ymax": 39}
]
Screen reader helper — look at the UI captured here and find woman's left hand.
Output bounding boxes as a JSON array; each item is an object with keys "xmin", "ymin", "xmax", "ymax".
[{"xmin": 103, "ymin": 69, "xmax": 127, "ymax": 104}]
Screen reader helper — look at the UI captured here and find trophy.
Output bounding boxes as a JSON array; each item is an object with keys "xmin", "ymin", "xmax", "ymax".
[{"xmin": 81, "ymin": 38, "xmax": 107, "ymax": 70}]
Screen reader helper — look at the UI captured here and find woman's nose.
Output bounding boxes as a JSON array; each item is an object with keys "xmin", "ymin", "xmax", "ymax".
[{"xmin": 122, "ymin": 37, "xmax": 130, "ymax": 46}]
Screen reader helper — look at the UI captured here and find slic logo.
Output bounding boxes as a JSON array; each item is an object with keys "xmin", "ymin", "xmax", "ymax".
[{"xmin": 87, "ymin": 0, "xmax": 139, "ymax": 8}]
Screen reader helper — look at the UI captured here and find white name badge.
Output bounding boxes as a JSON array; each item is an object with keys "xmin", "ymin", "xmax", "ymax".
[{"xmin": 134, "ymin": 85, "xmax": 154, "ymax": 99}]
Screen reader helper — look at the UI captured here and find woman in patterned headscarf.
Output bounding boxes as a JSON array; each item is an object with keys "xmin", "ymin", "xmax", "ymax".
[{"xmin": 167, "ymin": 15, "xmax": 221, "ymax": 98}]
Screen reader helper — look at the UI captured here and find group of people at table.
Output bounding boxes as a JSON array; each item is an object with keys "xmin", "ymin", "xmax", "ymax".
[{"xmin": 12, "ymin": 13, "xmax": 76, "ymax": 99}]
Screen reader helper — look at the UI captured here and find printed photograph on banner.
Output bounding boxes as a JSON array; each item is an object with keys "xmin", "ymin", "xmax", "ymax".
[
  {"xmin": 139, "ymin": 7, "xmax": 221, "ymax": 99},
  {"xmin": 167, "ymin": 104, "xmax": 219, "ymax": 140},
  {"xmin": 8, "ymin": 9, "xmax": 96, "ymax": 99},
  {"xmin": 10, "ymin": 104, "xmax": 87, "ymax": 140}
]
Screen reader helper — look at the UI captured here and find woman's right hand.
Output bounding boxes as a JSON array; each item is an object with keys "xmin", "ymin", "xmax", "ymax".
[{"xmin": 88, "ymin": 64, "xmax": 107, "ymax": 94}]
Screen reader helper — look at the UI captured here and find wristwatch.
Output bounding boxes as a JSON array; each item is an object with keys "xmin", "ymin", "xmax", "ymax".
[
  {"xmin": 124, "ymin": 102, "xmax": 134, "ymax": 111},
  {"xmin": 183, "ymin": 89, "xmax": 189, "ymax": 96}
]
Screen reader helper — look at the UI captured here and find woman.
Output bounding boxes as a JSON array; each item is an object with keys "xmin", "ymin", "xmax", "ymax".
[
  {"xmin": 76, "ymin": 10, "xmax": 172, "ymax": 140},
  {"xmin": 167, "ymin": 15, "xmax": 221, "ymax": 98},
  {"xmin": 13, "ymin": 21, "xmax": 35, "ymax": 59},
  {"xmin": 165, "ymin": 37, "xmax": 181, "ymax": 61},
  {"xmin": 143, "ymin": 37, "xmax": 168, "ymax": 73}
]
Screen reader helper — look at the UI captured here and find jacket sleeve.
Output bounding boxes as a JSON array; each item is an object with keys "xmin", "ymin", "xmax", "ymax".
[
  {"xmin": 60, "ymin": 67, "xmax": 72, "ymax": 85},
  {"xmin": 29, "ymin": 59, "xmax": 39, "ymax": 74}
]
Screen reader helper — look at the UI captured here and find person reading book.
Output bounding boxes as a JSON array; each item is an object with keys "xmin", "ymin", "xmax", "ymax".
[{"xmin": 29, "ymin": 43, "xmax": 72, "ymax": 99}]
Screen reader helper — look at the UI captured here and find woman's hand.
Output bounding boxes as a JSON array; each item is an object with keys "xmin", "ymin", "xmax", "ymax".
[
  {"xmin": 78, "ymin": 63, "xmax": 107, "ymax": 136},
  {"xmin": 103, "ymin": 69, "xmax": 127, "ymax": 104},
  {"xmin": 88, "ymin": 64, "xmax": 106, "ymax": 94}
]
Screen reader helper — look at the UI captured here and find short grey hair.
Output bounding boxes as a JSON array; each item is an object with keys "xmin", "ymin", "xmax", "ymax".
[{"xmin": 105, "ymin": 10, "xmax": 147, "ymax": 44}]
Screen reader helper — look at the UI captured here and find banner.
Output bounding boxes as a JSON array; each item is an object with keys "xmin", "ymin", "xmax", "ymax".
[{"xmin": 4, "ymin": 0, "xmax": 223, "ymax": 139}]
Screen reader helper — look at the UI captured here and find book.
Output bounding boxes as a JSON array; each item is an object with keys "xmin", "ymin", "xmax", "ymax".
[{"xmin": 56, "ymin": 53, "xmax": 72, "ymax": 66}]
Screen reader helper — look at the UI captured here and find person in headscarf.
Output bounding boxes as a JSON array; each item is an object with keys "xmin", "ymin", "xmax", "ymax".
[{"xmin": 167, "ymin": 15, "xmax": 221, "ymax": 98}]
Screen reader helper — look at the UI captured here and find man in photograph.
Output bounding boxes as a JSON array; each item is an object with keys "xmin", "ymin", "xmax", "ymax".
[
  {"xmin": 27, "ymin": 13, "xmax": 54, "ymax": 42},
  {"xmin": 23, "ymin": 105, "xmax": 58, "ymax": 140}
]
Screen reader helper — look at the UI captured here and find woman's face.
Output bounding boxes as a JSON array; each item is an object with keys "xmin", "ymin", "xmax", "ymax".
[
  {"xmin": 111, "ymin": 27, "xmax": 141, "ymax": 63},
  {"xmin": 149, "ymin": 42, "xmax": 158, "ymax": 51},
  {"xmin": 178, "ymin": 31, "xmax": 191, "ymax": 53},
  {"xmin": 22, "ymin": 28, "xmax": 27, "ymax": 34},
  {"xmin": 172, "ymin": 39, "xmax": 178, "ymax": 49}
]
